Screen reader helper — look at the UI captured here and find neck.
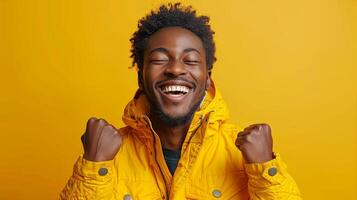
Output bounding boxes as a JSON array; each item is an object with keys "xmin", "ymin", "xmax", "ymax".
[{"xmin": 149, "ymin": 114, "xmax": 191, "ymax": 151}]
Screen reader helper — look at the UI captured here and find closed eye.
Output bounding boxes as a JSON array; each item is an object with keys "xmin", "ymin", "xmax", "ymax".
[
  {"xmin": 184, "ymin": 60, "xmax": 200, "ymax": 65},
  {"xmin": 150, "ymin": 60, "xmax": 168, "ymax": 65}
]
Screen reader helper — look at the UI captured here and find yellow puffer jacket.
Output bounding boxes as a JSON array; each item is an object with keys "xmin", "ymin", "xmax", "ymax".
[{"xmin": 60, "ymin": 83, "xmax": 302, "ymax": 200}]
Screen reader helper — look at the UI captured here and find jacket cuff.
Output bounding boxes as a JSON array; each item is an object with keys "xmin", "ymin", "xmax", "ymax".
[
  {"xmin": 73, "ymin": 154, "xmax": 115, "ymax": 183},
  {"xmin": 244, "ymin": 152, "xmax": 287, "ymax": 187}
]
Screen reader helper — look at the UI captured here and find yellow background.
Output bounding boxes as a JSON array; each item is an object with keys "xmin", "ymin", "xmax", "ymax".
[{"xmin": 0, "ymin": 0, "xmax": 356, "ymax": 199}]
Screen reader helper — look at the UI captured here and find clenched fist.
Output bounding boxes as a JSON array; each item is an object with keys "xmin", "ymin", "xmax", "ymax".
[
  {"xmin": 235, "ymin": 124, "xmax": 274, "ymax": 163},
  {"xmin": 81, "ymin": 117, "xmax": 122, "ymax": 162}
]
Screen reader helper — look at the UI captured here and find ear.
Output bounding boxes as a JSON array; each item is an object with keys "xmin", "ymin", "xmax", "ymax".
[{"xmin": 205, "ymin": 72, "xmax": 211, "ymax": 90}]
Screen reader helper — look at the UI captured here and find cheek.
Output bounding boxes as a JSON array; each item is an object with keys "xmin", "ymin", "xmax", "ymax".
[
  {"xmin": 142, "ymin": 69, "xmax": 159, "ymax": 90},
  {"xmin": 192, "ymin": 70, "xmax": 209, "ymax": 87}
]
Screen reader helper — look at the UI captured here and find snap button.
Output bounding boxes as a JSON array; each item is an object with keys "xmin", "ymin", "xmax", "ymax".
[
  {"xmin": 123, "ymin": 194, "xmax": 132, "ymax": 200},
  {"xmin": 212, "ymin": 189, "xmax": 222, "ymax": 198},
  {"xmin": 268, "ymin": 167, "xmax": 278, "ymax": 176},
  {"xmin": 98, "ymin": 167, "xmax": 108, "ymax": 176}
]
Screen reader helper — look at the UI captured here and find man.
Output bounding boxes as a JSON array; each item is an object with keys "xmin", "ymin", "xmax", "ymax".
[{"xmin": 60, "ymin": 3, "xmax": 302, "ymax": 199}]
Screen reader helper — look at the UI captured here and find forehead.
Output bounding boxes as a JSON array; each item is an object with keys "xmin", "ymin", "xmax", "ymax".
[{"xmin": 146, "ymin": 27, "xmax": 205, "ymax": 52}]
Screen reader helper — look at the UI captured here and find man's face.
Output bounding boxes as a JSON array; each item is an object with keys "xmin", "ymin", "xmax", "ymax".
[{"xmin": 141, "ymin": 27, "xmax": 210, "ymax": 126}]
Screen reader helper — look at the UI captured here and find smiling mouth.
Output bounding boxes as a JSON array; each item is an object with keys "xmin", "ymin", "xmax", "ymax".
[{"xmin": 160, "ymin": 85, "xmax": 190, "ymax": 96}]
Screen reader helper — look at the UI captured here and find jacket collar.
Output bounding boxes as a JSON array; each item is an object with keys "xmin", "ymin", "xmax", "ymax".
[{"xmin": 122, "ymin": 80, "xmax": 229, "ymax": 141}]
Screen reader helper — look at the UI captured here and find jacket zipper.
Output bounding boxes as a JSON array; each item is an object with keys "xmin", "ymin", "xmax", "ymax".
[
  {"xmin": 145, "ymin": 116, "xmax": 170, "ymax": 200},
  {"xmin": 152, "ymin": 133, "xmax": 170, "ymax": 200}
]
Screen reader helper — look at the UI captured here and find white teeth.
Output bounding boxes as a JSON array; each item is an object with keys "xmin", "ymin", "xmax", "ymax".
[{"xmin": 162, "ymin": 85, "xmax": 189, "ymax": 94}]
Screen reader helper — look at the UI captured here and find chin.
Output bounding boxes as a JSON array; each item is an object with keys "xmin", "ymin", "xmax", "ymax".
[
  {"xmin": 150, "ymin": 104, "xmax": 196, "ymax": 126},
  {"xmin": 165, "ymin": 112, "xmax": 189, "ymax": 120},
  {"xmin": 159, "ymin": 112, "xmax": 194, "ymax": 126},
  {"xmin": 146, "ymin": 88, "xmax": 205, "ymax": 126}
]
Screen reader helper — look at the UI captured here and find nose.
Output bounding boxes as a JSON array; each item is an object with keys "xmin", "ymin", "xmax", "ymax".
[{"xmin": 164, "ymin": 60, "xmax": 187, "ymax": 77}]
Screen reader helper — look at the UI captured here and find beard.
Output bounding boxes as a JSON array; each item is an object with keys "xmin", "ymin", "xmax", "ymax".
[{"xmin": 146, "ymin": 89, "xmax": 206, "ymax": 127}]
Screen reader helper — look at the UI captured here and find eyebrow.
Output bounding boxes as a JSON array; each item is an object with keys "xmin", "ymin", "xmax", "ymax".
[
  {"xmin": 148, "ymin": 47, "xmax": 168, "ymax": 55},
  {"xmin": 148, "ymin": 47, "xmax": 201, "ymax": 55},
  {"xmin": 183, "ymin": 48, "xmax": 201, "ymax": 54}
]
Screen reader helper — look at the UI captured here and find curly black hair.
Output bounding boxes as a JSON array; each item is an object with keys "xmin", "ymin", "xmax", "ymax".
[{"xmin": 130, "ymin": 2, "xmax": 216, "ymax": 73}]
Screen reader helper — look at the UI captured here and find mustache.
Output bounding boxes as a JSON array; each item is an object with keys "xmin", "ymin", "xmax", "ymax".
[{"xmin": 156, "ymin": 77, "xmax": 196, "ymax": 88}]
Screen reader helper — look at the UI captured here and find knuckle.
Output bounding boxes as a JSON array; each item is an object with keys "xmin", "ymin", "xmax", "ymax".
[
  {"xmin": 245, "ymin": 134, "xmax": 253, "ymax": 142},
  {"xmin": 261, "ymin": 123, "xmax": 270, "ymax": 129},
  {"xmin": 87, "ymin": 117, "xmax": 97, "ymax": 125},
  {"xmin": 98, "ymin": 118, "xmax": 108, "ymax": 125},
  {"xmin": 89, "ymin": 117, "xmax": 97, "ymax": 121},
  {"xmin": 106, "ymin": 124, "xmax": 114, "ymax": 128},
  {"xmin": 103, "ymin": 124, "xmax": 117, "ymax": 133},
  {"xmin": 104, "ymin": 124, "xmax": 114, "ymax": 129}
]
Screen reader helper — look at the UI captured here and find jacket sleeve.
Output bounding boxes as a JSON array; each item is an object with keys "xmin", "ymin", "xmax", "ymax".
[
  {"xmin": 244, "ymin": 152, "xmax": 302, "ymax": 200},
  {"xmin": 59, "ymin": 155, "xmax": 117, "ymax": 200}
]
